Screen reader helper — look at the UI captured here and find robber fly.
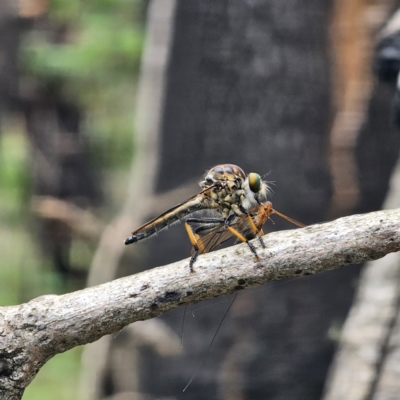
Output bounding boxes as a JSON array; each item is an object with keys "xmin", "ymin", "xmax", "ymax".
[{"xmin": 125, "ymin": 164, "xmax": 271, "ymax": 271}]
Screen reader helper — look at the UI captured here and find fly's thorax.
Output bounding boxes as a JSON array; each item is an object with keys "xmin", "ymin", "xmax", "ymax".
[
  {"xmin": 200, "ymin": 163, "xmax": 268, "ymax": 216},
  {"xmin": 204, "ymin": 183, "xmax": 242, "ymax": 214}
]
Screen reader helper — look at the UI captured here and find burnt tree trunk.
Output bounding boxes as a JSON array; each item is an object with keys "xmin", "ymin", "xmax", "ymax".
[
  {"xmin": 141, "ymin": 2, "xmax": 336, "ymax": 399},
  {"xmin": 111, "ymin": 1, "xmax": 346, "ymax": 400}
]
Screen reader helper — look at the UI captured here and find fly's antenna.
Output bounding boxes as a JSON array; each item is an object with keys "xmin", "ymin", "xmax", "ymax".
[
  {"xmin": 182, "ymin": 292, "xmax": 238, "ymax": 392},
  {"xmin": 261, "ymin": 171, "xmax": 272, "ymax": 179}
]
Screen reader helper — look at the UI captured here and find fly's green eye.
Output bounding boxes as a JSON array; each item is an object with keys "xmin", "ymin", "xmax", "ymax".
[{"xmin": 248, "ymin": 173, "xmax": 261, "ymax": 193}]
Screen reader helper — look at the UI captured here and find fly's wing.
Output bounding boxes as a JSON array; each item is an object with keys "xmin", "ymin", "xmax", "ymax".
[
  {"xmin": 191, "ymin": 203, "xmax": 271, "ymax": 254},
  {"xmin": 125, "ymin": 186, "xmax": 215, "ymax": 244},
  {"xmin": 189, "ymin": 202, "xmax": 305, "ymax": 255},
  {"xmin": 190, "ymin": 222, "xmax": 234, "ymax": 255}
]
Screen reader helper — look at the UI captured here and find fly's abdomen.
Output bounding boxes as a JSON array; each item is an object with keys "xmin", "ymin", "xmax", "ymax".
[{"xmin": 125, "ymin": 194, "xmax": 206, "ymax": 245}]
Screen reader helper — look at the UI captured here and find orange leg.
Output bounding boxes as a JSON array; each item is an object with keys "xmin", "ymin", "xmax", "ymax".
[
  {"xmin": 246, "ymin": 214, "xmax": 266, "ymax": 248},
  {"xmin": 185, "ymin": 222, "xmax": 204, "ymax": 273},
  {"xmin": 185, "ymin": 222, "xmax": 205, "ymax": 253},
  {"xmin": 226, "ymin": 225, "xmax": 260, "ymax": 261}
]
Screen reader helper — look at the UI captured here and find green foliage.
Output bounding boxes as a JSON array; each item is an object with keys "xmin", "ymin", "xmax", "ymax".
[
  {"xmin": 0, "ymin": 3, "xmax": 146, "ymax": 398},
  {"xmin": 0, "ymin": 131, "xmax": 89, "ymax": 399},
  {"xmin": 0, "ymin": 132, "xmax": 31, "ymax": 222},
  {"xmin": 0, "ymin": 131, "xmax": 64, "ymax": 305},
  {"xmin": 24, "ymin": 346, "xmax": 85, "ymax": 400},
  {"xmin": 21, "ymin": 0, "xmax": 146, "ymax": 167},
  {"xmin": 24, "ymin": 19, "xmax": 143, "ymax": 87}
]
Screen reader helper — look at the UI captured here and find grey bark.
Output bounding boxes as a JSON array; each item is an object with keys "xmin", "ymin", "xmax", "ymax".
[{"xmin": 1, "ymin": 208, "xmax": 400, "ymax": 399}]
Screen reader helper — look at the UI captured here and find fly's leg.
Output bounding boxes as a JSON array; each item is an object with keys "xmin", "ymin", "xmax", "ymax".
[
  {"xmin": 257, "ymin": 228, "xmax": 266, "ymax": 248},
  {"xmin": 185, "ymin": 217, "xmax": 225, "ymax": 273},
  {"xmin": 188, "ymin": 248, "xmax": 199, "ymax": 274},
  {"xmin": 184, "ymin": 222, "xmax": 201, "ymax": 273},
  {"xmin": 244, "ymin": 213, "xmax": 266, "ymax": 249},
  {"xmin": 186, "ymin": 217, "xmax": 226, "ymax": 233},
  {"xmin": 224, "ymin": 214, "xmax": 260, "ymax": 260},
  {"xmin": 238, "ymin": 205, "xmax": 267, "ymax": 250}
]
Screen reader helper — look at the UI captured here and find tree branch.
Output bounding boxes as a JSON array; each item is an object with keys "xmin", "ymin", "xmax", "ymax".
[{"xmin": 1, "ymin": 208, "xmax": 400, "ymax": 399}]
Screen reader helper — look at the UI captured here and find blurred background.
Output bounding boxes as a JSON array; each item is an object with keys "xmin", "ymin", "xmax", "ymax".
[{"xmin": 1, "ymin": 0, "xmax": 400, "ymax": 399}]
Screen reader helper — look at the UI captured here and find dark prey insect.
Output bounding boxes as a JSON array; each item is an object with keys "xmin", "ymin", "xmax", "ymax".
[
  {"xmin": 124, "ymin": 164, "xmax": 270, "ymax": 271},
  {"xmin": 188, "ymin": 200, "xmax": 305, "ymax": 264}
]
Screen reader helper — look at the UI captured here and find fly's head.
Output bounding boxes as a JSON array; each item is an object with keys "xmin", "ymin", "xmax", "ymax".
[{"xmin": 241, "ymin": 172, "xmax": 269, "ymax": 211}]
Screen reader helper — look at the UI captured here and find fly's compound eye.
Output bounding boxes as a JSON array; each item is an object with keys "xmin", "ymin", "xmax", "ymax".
[{"xmin": 248, "ymin": 172, "xmax": 261, "ymax": 193}]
